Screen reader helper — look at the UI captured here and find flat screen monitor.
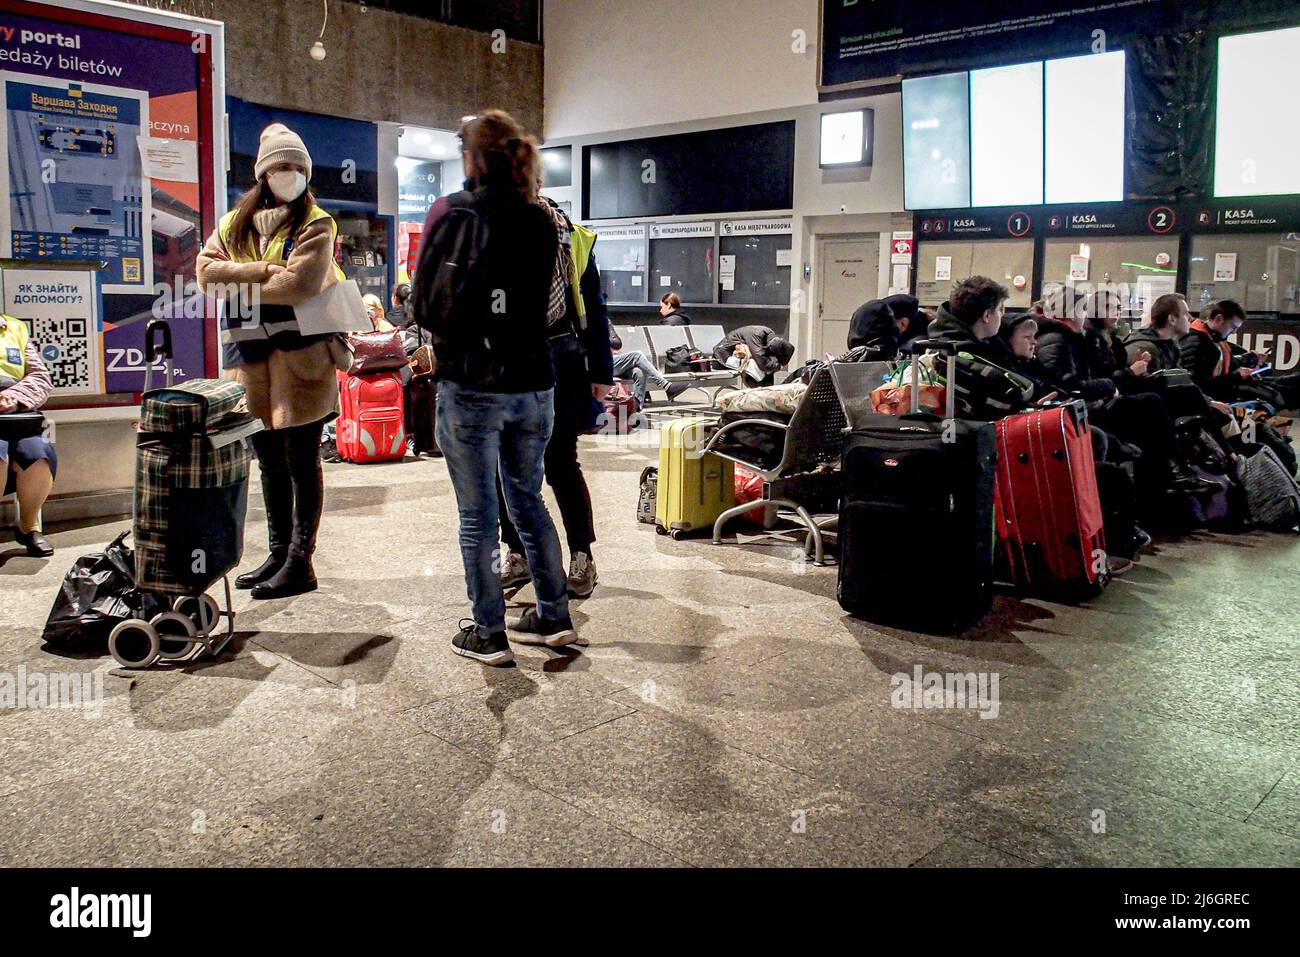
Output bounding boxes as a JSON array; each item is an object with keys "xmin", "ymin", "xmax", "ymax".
[
  {"xmin": 1215, "ymin": 26, "xmax": 1300, "ymax": 198},
  {"xmin": 1045, "ymin": 51, "xmax": 1125, "ymax": 204},
  {"xmin": 970, "ymin": 62, "xmax": 1044, "ymax": 207},
  {"xmin": 902, "ymin": 71, "xmax": 970, "ymax": 210}
]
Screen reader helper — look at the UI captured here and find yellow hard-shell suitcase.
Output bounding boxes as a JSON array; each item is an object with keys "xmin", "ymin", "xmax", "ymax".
[{"xmin": 655, "ymin": 416, "xmax": 734, "ymax": 539}]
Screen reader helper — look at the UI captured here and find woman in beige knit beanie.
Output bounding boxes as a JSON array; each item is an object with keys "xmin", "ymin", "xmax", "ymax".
[{"xmin": 196, "ymin": 122, "xmax": 351, "ymax": 599}]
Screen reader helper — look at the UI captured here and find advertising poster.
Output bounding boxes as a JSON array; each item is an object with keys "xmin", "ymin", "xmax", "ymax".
[
  {"xmin": 0, "ymin": 73, "xmax": 152, "ymax": 292},
  {"xmin": 0, "ymin": 2, "xmax": 218, "ymax": 395},
  {"xmin": 0, "ymin": 264, "xmax": 101, "ymax": 394}
]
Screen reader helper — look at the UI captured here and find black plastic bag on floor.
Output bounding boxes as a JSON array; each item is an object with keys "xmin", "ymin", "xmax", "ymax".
[{"xmin": 41, "ymin": 531, "xmax": 166, "ymax": 650}]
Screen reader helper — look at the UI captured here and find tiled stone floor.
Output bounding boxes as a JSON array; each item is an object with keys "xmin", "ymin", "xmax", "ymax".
[{"xmin": 1, "ymin": 430, "xmax": 1297, "ymax": 866}]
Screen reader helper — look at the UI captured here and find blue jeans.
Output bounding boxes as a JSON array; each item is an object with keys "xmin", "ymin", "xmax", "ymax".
[
  {"xmin": 611, "ymin": 350, "xmax": 667, "ymax": 406},
  {"xmin": 435, "ymin": 381, "xmax": 569, "ymax": 633}
]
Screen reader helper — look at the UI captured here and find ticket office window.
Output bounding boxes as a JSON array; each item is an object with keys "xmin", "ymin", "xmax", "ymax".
[
  {"xmin": 591, "ymin": 236, "xmax": 647, "ymax": 304},
  {"xmin": 1187, "ymin": 234, "xmax": 1300, "ymax": 316},
  {"xmin": 719, "ymin": 235, "xmax": 791, "ymax": 306},
  {"xmin": 915, "ymin": 239, "xmax": 1034, "ymax": 309},
  {"xmin": 649, "ymin": 237, "xmax": 715, "ymax": 304},
  {"xmin": 1042, "ymin": 237, "xmax": 1178, "ymax": 320}
]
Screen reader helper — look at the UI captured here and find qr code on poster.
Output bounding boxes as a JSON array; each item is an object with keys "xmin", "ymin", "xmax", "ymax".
[{"xmin": 22, "ymin": 316, "xmax": 90, "ymax": 391}]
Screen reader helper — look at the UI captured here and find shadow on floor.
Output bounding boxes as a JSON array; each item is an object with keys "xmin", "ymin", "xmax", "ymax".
[{"xmin": 0, "ymin": 546, "xmax": 47, "ymax": 573}]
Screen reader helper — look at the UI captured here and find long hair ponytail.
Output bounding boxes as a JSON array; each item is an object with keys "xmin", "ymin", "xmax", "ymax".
[{"xmin": 458, "ymin": 109, "xmax": 540, "ymax": 203}]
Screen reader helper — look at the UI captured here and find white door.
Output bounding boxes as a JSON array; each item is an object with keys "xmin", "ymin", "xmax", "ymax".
[{"xmin": 816, "ymin": 236, "xmax": 879, "ymax": 358}]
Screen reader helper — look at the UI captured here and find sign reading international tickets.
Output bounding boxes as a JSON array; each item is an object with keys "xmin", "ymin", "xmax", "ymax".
[
  {"xmin": 0, "ymin": 75, "xmax": 152, "ymax": 293},
  {"xmin": 0, "ymin": 264, "xmax": 103, "ymax": 395}
]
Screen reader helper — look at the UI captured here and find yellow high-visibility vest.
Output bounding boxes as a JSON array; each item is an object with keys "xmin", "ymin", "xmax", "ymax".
[
  {"xmin": 0, "ymin": 314, "xmax": 30, "ymax": 382},
  {"xmin": 218, "ymin": 204, "xmax": 346, "ymax": 279},
  {"xmin": 569, "ymin": 223, "xmax": 597, "ymax": 325}
]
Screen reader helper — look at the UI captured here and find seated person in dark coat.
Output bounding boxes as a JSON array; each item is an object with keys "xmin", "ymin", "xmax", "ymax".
[{"xmin": 712, "ymin": 325, "xmax": 796, "ymax": 387}]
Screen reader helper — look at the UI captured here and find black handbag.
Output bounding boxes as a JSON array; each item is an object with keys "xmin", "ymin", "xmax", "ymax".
[{"xmin": 0, "ymin": 410, "xmax": 46, "ymax": 442}]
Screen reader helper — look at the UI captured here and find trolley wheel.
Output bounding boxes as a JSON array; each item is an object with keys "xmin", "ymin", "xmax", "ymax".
[
  {"xmin": 670, "ymin": 529, "xmax": 687, "ymax": 541},
  {"xmin": 151, "ymin": 611, "xmax": 198, "ymax": 660},
  {"xmin": 655, "ymin": 524, "xmax": 669, "ymax": 536},
  {"xmin": 173, "ymin": 594, "xmax": 220, "ymax": 635},
  {"xmin": 109, "ymin": 619, "xmax": 160, "ymax": 669}
]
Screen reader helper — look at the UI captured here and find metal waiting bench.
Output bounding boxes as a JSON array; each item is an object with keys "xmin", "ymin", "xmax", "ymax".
[
  {"xmin": 645, "ymin": 325, "xmax": 737, "ymax": 406},
  {"xmin": 701, "ymin": 364, "xmax": 849, "ymax": 565}
]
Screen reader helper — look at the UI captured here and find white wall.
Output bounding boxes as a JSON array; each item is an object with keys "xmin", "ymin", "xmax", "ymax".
[
  {"xmin": 543, "ymin": 0, "xmax": 911, "ymax": 363},
  {"xmin": 544, "ymin": 0, "xmax": 822, "ymax": 140}
]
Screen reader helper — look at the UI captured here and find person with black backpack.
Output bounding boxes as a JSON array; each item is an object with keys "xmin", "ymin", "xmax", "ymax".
[{"xmin": 413, "ymin": 110, "xmax": 574, "ymax": 665}]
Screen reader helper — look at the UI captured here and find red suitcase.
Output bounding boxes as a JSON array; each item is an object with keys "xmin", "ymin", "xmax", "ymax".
[
  {"xmin": 336, "ymin": 369, "xmax": 406, "ymax": 463},
  {"xmin": 993, "ymin": 402, "xmax": 1107, "ymax": 598}
]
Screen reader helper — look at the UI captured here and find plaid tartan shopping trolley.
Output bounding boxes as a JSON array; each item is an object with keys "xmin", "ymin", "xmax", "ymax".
[{"xmin": 108, "ymin": 320, "xmax": 263, "ymax": 669}]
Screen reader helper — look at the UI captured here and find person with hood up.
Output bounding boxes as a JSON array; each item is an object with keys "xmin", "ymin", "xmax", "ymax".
[
  {"xmin": 847, "ymin": 299, "xmax": 903, "ymax": 357},
  {"xmin": 712, "ymin": 325, "xmax": 796, "ymax": 387}
]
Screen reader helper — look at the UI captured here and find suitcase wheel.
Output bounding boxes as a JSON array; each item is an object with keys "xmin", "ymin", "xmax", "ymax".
[
  {"xmin": 173, "ymin": 594, "xmax": 220, "ymax": 636},
  {"xmin": 109, "ymin": 619, "xmax": 161, "ymax": 669},
  {"xmin": 655, "ymin": 524, "xmax": 669, "ymax": 536},
  {"xmin": 151, "ymin": 610, "xmax": 200, "ymax": 660},
  {"xmin": 670, "ymin": 529, "xmax": 687, "ymax": 541}
]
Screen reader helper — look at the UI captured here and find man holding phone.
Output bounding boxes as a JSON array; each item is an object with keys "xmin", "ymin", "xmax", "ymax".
[{"xmin": 1181, "ymin": 300, "xmax": 1300, "ymax": 410}]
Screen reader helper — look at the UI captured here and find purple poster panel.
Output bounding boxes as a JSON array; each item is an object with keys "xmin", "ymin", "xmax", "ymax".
[{"xmin": 1, "ymin": 3, "xmax": 213, "ymax": 392}]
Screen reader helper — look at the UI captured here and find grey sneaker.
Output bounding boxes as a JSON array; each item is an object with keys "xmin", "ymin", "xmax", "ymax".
[
  {"xmin": 566, "ymin": 551, "xmax": 598, "ymax": 598},
  {"xmin": 499, "ymin": 551, "xmax": 531, "ymax": 590}
]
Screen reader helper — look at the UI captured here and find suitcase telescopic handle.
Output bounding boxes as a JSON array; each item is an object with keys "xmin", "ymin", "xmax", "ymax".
[
  {"xmin": 143, "ymin": 319, "xmax": 174, "ymax": 392},
  {"xmin": 905, "ymin": 340, "xmax": 957, "ymax": 418}
]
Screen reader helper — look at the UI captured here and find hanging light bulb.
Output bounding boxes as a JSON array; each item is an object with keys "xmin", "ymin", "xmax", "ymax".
[{"xmin": 310, "ymin": 0, "xmax": 328, "ymax": 61}]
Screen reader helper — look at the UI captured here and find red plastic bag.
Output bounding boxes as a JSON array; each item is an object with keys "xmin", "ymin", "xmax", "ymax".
[{"xmin": 734, "ymin": 466, "xmax": 776, "ymax": 528}]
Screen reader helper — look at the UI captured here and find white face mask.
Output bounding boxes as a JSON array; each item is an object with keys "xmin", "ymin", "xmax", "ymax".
[{"xmin": 267, "ymin": 170, "xmax": 307, "ymax": 203}]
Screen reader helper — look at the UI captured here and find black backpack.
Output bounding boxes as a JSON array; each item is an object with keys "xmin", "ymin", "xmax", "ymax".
[{"xmin": 412, "ymin": 191, "xmax": 490, "ymax": 367}]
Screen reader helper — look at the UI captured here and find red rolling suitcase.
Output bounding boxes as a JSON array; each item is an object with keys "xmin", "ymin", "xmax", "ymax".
[
  {"xmin": 336, "ymin": 369, "xmax": 406, "ymax": 463},
  {"xmin": 993, "ymin": 401, "xmax": 1107, "ymax": 599}
]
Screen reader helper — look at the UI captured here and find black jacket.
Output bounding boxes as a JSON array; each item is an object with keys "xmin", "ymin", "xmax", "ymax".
[
  {"xmin": 926, "ymin": 302, "xmax": 1035, "ymax": 419},
  {"xmin": 662, "ymin": 309, "xmax": 691, "ymax": 326},
  {"xmin": 1124, "ymin": 327, "xmax": 1181, "ymax": 372},
  {"xmin": 388, "ymin": 301, "xmax": 415, "ymax": 331},
  {"xmin": 925, "ymin": 302, "xmax": 979, "ymax": 351},
  {"xmin": 1033, "ymin": 318, "xmax": 1118, "ymax": 403},
  {"xmin": 418, "ymin": 182, "xmax": 558, "ymax": 393},
  {"xmin": 550, "ymin": 255, "xmax": 615, "ymax": 434},
  {"xmin": 1086, "ymin": 326, "xmax": 1139, "ymax": 392},
  {"xmin": 1179, "ymin": 320, "xmax": 1243, "ymax": 394},
  {"xmin": 712, "ymin": 325, "xmax": 790, "ymax": 385},
  {"xmin": 847, "ymin": 299, "xmax": 899, "ymax": 355}
]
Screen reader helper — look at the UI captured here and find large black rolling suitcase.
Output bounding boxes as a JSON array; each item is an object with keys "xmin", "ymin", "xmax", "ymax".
[{"xmin": 836, "ymin": 341, "xmax": 998, "ymax": 631}]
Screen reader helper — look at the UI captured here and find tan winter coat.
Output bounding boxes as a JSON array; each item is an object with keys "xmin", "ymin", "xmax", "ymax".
[{"xmin": 196, "ymin": 214, "xmax": 351, "ymax": 430}]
